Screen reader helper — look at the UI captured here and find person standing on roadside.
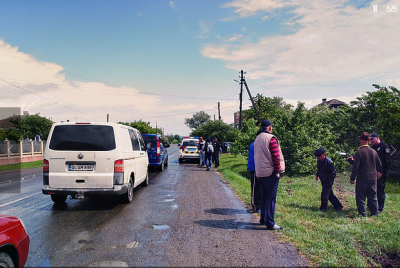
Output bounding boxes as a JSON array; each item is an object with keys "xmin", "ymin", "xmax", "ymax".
[
  {"xmin": 204, "ymin": 137, "xmax": 213, "ymax": 171},
  {"xmin": 248, "ymin": 141, "xmax": 261, "ymax": 213},
  {"xmin": 212, "ymin": 137, "xmax": 221, "ymax": 168},
  {"xmin": 349, "ymin": 132, "xmax": 383, "ymax": 217},
  {"xmin": 314, "ymin": 147, "xmax": 343, "ymax": 212},
  {"xmin": 254, "ymin": 120, "xmax": 285, "ymax": 230},
  {"xmin": 369, "ymin": 133, "xmax": 392, "ymax": 213},
  {"xmin": 197, "ymin": 137, "xmax": 206, "ymax": 168}
]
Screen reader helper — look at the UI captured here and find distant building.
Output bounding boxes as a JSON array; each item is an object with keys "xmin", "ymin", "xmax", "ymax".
[
  {"xmin": 0, "ymin": 107, "xmax": 24, "ymax": 120},
  {"xmin": 315, "ymin": 98, "xmax": 346, "ymax": 110}
]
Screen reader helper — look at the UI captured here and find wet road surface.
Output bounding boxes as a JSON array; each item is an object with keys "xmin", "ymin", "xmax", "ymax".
[{"xmin": 0, "ymin": 146, "xmax": 308, "ymax": 267}]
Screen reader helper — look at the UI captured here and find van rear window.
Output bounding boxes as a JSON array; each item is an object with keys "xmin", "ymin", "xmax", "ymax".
[
  {"xmin": 49, "ymin": 125, "xmax": 116, "ymax": 151},
  {"xmin": 142, "ymin": 135, "xmax": 157, "ymax": 148}
]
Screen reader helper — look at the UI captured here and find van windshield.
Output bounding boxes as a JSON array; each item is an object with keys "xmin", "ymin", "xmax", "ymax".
[{"xmin": 49, "ymin": 125, "xmax": 116, "ymax": 151}]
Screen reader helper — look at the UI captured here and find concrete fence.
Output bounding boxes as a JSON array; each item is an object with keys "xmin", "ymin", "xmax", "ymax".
[{"xmin": 0, "ymin": 139, "xmax": 44, "ymax": 166}]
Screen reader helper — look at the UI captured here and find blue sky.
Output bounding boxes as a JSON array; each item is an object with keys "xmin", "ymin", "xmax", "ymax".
[{"xmin": 0, "ymin": 0, "xmax": 399, "ymax": 135}]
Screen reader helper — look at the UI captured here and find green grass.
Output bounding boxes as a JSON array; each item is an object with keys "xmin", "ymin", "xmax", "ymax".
[
  {"xmin": 0, "ymin": 160, "xmax": 43, "ymax": 171},
  {"xmin": 218, "ymin": 153, "xmax": 400, "ymax": 267}
]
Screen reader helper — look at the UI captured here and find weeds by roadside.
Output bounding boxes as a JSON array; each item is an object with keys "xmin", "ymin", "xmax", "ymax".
[{"xmin": 218, "ymin": 153, "xmax": 400, "ymax": 267}]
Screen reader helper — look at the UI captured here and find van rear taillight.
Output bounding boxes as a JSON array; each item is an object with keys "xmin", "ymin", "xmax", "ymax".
[
  {"xmin": 157, "ymin": 141, "xmax": 161, "ymax": 156},
  {"xmin": 43, "ymin": 159, "xmax": 49, "ymax": 172},
  {"xmin": 114, "ymin": 159, "xmax": 124, "ymax": 173}
]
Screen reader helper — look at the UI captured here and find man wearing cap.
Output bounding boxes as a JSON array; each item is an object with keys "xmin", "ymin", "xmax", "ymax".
[
  {"xmin": 314, "ymin": 147, "xmax": 343, "ymax": 212},
  {"xmin": 370, "ymin": 133, "xmax": 392, "ymax": 212},
  {"xmin": 350, "ymin": 132, "xmax": 383, "ymax": 217},
  {"xmin": 254, "ymin": 119, "xmax": 285, "ymax": 230}
]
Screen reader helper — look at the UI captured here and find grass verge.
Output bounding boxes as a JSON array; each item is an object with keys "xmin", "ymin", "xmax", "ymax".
[
  {"xmin": 0, "ymin": 160, "xmax": 43, "ymax": 171},
  {"xmin": 218, "ymin": 153, "xmax": 400, "ymax": 267}
]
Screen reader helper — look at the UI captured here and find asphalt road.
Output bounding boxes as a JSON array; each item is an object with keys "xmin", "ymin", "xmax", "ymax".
[{"xmin": 0, "ymin": 146, "xmax": 308, "ymax": 267}]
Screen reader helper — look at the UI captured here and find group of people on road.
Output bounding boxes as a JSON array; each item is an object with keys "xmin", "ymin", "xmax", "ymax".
[
  {"xmin": 198, "ymin": 137, "xmax": 221, "ymax": 171},
  {"xmin": 247, "ymin": 119, "xmax": 392, "ymax": 231}
]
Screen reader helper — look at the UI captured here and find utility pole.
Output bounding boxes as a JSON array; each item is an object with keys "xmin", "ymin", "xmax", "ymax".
[
  {"xmin": 239, "ymin": 70, "xmax": 244, "ymax": 130},
  {"xmin": 218, "ymin": 102, "xmax": 221, "ymax": 121},
  {"xmin": 236, "ymin": 70, "xmax": 261, "ymax": 129}
]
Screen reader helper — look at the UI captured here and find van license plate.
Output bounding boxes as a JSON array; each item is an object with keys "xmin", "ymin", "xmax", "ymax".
[{"xmin": 68, "ymin": 165, "xmax": 94, "ymax": 171}]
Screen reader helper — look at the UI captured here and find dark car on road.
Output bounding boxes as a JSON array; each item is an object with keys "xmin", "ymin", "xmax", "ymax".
[{"xmin": 142, "ymin": 134, "xmax": 169, "ymax": 171}]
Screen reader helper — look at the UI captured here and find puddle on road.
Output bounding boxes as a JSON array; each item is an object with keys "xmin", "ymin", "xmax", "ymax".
[
  {"xmin": 160, "ymin": 198, "xmax": 175, "ymax": 202},
  {"xmin": 87, "ymin": 261, "xmax": 129, "ymax": 267},
  {"xmin": 152, "ymin": 224, "xmax": 170, "ymax": 230},
  {"xmin": 171, "ymin": 204, "xmax": 178, "ymax": 210},
  {"xmin": 111, "ymin": 241, "xmax": 139, "ymax": 249}
]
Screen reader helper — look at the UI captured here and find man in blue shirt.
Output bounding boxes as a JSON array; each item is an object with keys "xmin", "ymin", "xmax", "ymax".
[
  {"xmin": 248, "ymin": 141, "xmax": 261, "ymax": 213},
  {"xmin": 315, "ymin": 147, "xmax": 343, "ymax": 212}
]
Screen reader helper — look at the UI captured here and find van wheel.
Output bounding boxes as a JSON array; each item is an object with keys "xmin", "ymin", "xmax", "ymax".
[
  {"xmin": 51, "ymin": 194, "xmax": 67, "ymax": 203},
  {"xmin": 0, "ymin": 252, "xmax": 14, "ymax": 268},
  {"xmin": 142, "ymin": 170, "xmax": 149, "ymax": 187},
  {"xmin": 121, "ymin": 179, "xmax": 134, "ymax": 203}
]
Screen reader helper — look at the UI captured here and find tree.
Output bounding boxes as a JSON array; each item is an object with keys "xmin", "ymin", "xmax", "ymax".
[
  {"xmin": 8, "ymin": 115, "xmax": 53, "ymax": 140},
  {"xmin": 118, "ymin": 120, "xmax": 158, "ymax": 134},
  {"xmin": 191, "ymin": 120, "xmax": 237, "ymax": 143},
  {"xmin": 184, "ymin": 111, "xmax": 211, "ymax": 130}
]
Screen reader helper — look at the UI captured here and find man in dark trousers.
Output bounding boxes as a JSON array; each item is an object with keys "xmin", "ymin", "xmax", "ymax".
[
  {"xmin": 369, "ymin": 133, "xmax": 392, "ymax": 212},
  {"xmin": 350, "ymin": 132, "xmax": 383, "ymax": 217},
  {"xmin": 314, "ymin": 147, "xmax": 343, "ymax": 212},
  {"xmin": 254, "ymin": 119, "xmax": 285, "ymax": 230},
  {"xmin": 248, "ymin": 141, "xmax": 261, "ymax": 213},
  {"xmin": 212, "ymin": 137, "xmax": 221, "ymax": 168}
]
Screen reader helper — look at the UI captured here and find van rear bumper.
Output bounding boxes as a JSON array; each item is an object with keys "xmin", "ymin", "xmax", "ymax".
[{"xmin": 42, "ymin": 185, "xmax": 128, "ymax": 196}]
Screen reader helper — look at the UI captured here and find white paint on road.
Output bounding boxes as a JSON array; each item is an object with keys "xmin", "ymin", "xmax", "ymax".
[{"xmin": 0, "ymin": 192, "xmax": 42, "ymax": 208}]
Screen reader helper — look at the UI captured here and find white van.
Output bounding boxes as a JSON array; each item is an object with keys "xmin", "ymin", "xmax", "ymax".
[{"xmin": 42, "ymin": 122, "xmax": 149, "ymax": 204}]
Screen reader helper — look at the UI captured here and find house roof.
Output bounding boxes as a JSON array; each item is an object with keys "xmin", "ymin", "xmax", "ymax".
[{"xmin": 317, "ymin": 99, "xmax": 346, "ymax": 107}]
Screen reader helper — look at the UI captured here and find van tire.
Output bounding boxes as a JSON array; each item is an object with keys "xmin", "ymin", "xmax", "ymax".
[
  {"xmin": 142, "ymin": 170, "xmax": 149, "ymax": 187},
  {"xmin": 121, "ymin": 179, "xmax": 134, "ymax": 203},
  {"xmin": 164, "ymin": 158, "xmax": 168, "ymax": 167},
  {"xmin": 51, "ymin": 194, "xmax": 68, "ymax": 203},
  {"xmin": 0, "ymin": 252, "xmax": 14, "ymax": 268}
]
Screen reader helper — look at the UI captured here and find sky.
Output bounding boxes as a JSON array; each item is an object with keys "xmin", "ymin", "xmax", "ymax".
[{"xmin": 0, "ymin": 0, "xmax": 399, "ymax": 136}]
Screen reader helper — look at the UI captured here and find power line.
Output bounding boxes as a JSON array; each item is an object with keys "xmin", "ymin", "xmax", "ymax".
[
  {"xmin": 0, "ymin": 78, "xmax": 89, "ymax": 115},
  {"xmin": 253, "ymin": 0, "xmax": 370, "ymax": 85}
]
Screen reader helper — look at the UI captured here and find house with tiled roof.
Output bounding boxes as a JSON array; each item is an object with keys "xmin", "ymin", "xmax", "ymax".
[{"xmin": 315, "ymin": 98, "xmax": 346, "ymax": 110}]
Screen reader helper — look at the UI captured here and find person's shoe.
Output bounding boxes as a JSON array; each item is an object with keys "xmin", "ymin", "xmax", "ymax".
[
  {"xmin": 206, "ymin": 167, "xmax": 210, "ymax": 171},
  {"xmin": 335, "ymin": 206, "xmax": 344, "ymax": 212},
  {"xmin": 259, "ymin": 221, "xmax": 265, "ymax": 225},
  {"xmin": 266, "ymin": 224, "xmax": 283, "ymax": 230},
  {"xmin": 319, "ymin": 208, "xmax": 327, "ymax": 212}
]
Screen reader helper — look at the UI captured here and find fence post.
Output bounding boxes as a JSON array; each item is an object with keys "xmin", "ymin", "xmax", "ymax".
[
  {"xmin": 5, "ymin": 139, "xmax": 10, "ymax": 158},
  {"xmin": 19, "ymin": 139, "xmax": 23, "ymax": 158},
  {"xmin": 30, "ymin": 140, "xmax": 34, "ymax": 156}
]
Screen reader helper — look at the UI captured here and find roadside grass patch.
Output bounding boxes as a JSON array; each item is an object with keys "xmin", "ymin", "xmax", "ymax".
[
  {"xmin": 218, "ymin": 153, "xmax": 400, "ymax": 267},
  {"xmin": 0, "ymin": 160, "xmax": 43, "ymax": 171}
]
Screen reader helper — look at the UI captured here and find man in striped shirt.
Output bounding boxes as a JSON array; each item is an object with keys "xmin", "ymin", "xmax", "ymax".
[{"xmin": 254, "ymin": 119, "xmax": 284, "ymax": 230}]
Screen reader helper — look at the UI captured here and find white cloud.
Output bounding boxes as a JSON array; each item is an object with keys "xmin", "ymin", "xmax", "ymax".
[
  {"xmin": 0, "ymin": 39, "xmax": 195, "ymax": 135},
  {"xmin": 205, "ymin": 0, "xmax": 400, "ymax": 103}
]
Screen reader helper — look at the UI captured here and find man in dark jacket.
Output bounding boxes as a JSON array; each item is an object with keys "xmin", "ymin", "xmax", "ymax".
[
  {"xmin": 369, "ymin": 133, "xmax": 392, "ymax": 212},
  {"xmin": 315, "ymin": 148, "xmax": 343, "ymax": 212},
  {"xmin": 212, "ymin": 137, "xmax": 221, "ymax": 168},
  {"xmin": 350, "ymin": 132, "xmax": 383, "ymax": 217}
]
